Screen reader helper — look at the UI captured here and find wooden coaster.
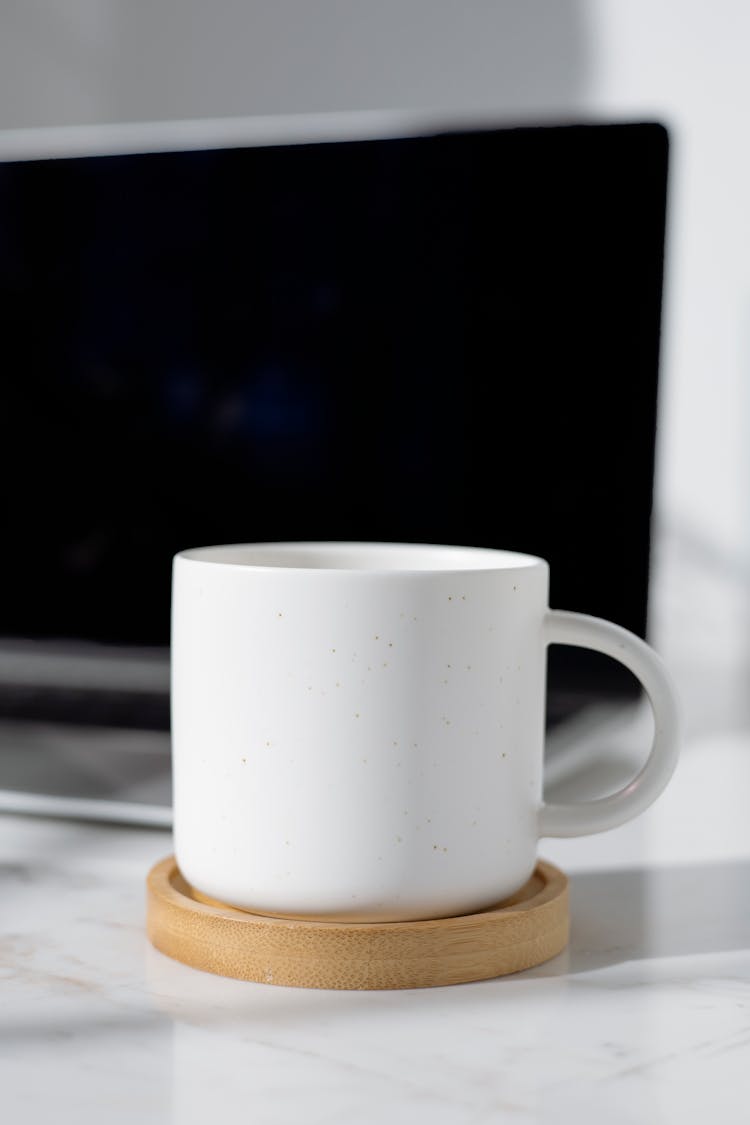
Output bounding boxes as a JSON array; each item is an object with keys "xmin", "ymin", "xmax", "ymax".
[{"xmin": 147, "ymin": 857, "xmax": 569, "ymax": 990}]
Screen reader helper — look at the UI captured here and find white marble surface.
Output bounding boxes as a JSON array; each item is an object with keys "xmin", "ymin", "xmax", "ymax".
[
  {"xmin": 2, "ymin": 722, "xmax": 749, "ymax": 1125},
  {"xmin": 3, "ymin": 526, "xmax": 750, "ymax": 1124}
]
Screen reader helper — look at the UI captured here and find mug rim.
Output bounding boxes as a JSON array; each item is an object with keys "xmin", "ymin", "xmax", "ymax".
[{"xmin": 174, "ymin": 541, "xmax": 547, "ymax": 574}]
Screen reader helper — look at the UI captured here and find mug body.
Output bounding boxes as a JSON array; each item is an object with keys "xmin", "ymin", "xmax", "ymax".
[{"xmin": 171, "ymin": 542, "xmax": 549, "ymax": 921}]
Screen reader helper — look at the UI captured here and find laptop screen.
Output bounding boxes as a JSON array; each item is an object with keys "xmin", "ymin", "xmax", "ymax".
[{"xmin": 0, "ymin": 121, "xmax": 668, "ymax": 716}]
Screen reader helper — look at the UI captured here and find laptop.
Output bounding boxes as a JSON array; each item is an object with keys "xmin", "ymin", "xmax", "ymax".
[{"xmin": 0, "ymin": 112, "xmax": 668, "ymax": 825}]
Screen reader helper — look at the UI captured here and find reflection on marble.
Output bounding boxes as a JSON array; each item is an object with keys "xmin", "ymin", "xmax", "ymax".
[{"xmin": 2, "ymin": 722, "xmax": 750, "ymax": 1125}]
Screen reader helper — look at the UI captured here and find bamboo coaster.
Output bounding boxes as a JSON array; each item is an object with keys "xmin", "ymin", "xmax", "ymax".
[{"xmin": 147, "ymin": 856, "xmax": 569, "ymax": 990}]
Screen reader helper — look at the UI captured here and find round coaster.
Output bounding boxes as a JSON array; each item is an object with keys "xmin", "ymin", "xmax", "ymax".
[{"xmin": 147, "ymin": 857, "xmax": 569, "ymax": 990}]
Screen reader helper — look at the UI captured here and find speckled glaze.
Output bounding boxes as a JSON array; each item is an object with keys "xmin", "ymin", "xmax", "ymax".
[{"xmin": 171, "ymin": 542, "xmax": 679, "ymax": 921}]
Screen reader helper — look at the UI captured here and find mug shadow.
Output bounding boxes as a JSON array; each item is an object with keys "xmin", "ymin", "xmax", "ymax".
[{"xmin": 521, "ymin": 857, "xmax": 750, "ymax": 978}]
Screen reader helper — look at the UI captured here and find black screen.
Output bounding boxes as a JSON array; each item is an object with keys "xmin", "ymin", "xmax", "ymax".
[{"xmin": 0, "ymin": 123, "xmax": 667, "ymax": 661}]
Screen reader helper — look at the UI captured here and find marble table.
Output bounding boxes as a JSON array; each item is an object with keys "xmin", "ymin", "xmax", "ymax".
[
  {"xmin": 4, "ymin": 522, "xmax": 750, "ymax": 1123},
  {"xmin": 3, "ymin": 721, "xmax": 749, "ymax": 1125}
]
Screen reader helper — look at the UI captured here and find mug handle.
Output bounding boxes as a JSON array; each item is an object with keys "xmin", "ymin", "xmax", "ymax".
[{"xmin": 539, "ymin": 610, "xmax": 680, "ymax": 837}]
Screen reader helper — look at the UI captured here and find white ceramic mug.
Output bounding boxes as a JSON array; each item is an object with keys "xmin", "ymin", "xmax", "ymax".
[{"xmin": 171, "ymin": 542, "xmax": 679, "ymax": 922}]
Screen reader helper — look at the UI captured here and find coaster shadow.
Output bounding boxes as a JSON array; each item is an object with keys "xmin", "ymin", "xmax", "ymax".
[{"xmin": 523, "ymin": 857, "xmax": 750, "ymax": 977}]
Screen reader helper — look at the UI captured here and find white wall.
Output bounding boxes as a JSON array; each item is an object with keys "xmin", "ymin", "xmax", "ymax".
[
  {"xmin": 585, "ymin": 2, "xmax": 750, "ymax": 567},
  {"xmin": 0, "ymin": 3, "xmax": 591, "ymax": 125},
  {"xmin": 2, "ymin": 1, "xmax": 748, "ymax": 565}
]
